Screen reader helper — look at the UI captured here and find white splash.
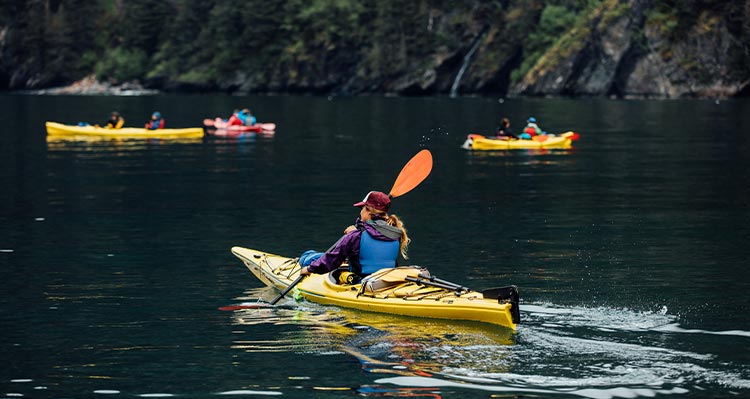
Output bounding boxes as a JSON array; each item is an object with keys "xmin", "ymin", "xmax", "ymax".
[
  {"xmin": 375, "ymin": 376, "xmax": 690, "ymax": 399},
  {"xmin": 652, "ymin": 323, "xmax": 750, "ymax": 338},
  {"xmin": 216, "ymin": 390, "xmax": 282, "ymax": 396}
]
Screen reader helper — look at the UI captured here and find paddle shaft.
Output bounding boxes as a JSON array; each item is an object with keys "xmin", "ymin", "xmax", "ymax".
[
  {"xmin": 418, "ymin": 273, "xmax": 469, "ymax": 292},
  {"xmin": 277, "ymin": 150, "xmax": 431, "ymax": 303},
  {"xmin": 269, "ymin": 274, "xmax": 305, "ymax": 305},
  {"xmin": 321, "ymin": 150, "xmax": 432, "ymax": 254},
  {"xmin": 405, "ymin": 276, "xmax": 469, "ymax": 293}
]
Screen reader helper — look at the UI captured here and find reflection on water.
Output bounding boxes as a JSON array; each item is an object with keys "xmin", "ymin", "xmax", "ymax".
[
  {"xmin": 44, "ymin": 131, "xmax": 275, "ymax": 158},
  {"xmin": 224, "ymin": 287, "xmax": 514, "ymax": 397},
  {"xmin": 228, "ymin": 288, "xmax": 513, "ymax": 355},
  {"xmin": 204, "ymin": 130, "xmax": 276, "ymax": 141},
  {"xmin": 224, "ymin": 288, "xmax": 750, "ymax": 398},
  {"xmin": 46, "ymin": 136, "xmax": 205, "ymax": 148},
  {"xmin": 4, "ymin": 95, "xmax": 749, "ymax": 399},
  {"xmin": 465, "ymin": 147, "xmax": 577, "ymax": 158}
]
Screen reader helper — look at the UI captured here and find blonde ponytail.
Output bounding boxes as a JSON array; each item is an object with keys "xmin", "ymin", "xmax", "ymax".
[
  {"xmin": 364, "ymin": 206, "xmax": 411, "ymax": 260},
  {"xmin": 386, "ymin": 214, "xmax": 410, "ymax": 259}
]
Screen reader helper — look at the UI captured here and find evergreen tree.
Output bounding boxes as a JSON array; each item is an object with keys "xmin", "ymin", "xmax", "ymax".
[
  {"xmin": 151, "ymin": 0, "xmax": 216, "ymax": 86},
  {"xmin": 120, "ymin": 0, "xmax": 175, "ymax": 55}
]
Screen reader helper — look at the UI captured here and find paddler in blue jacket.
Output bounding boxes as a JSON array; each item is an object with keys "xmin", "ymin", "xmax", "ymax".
[
  {"xmin": 237, "ymin": 108, "xmax": 256, "ymax": 126},
  {"xmin": 299, "ymin": 191, "xmax": 410, "ymax": 279},
  {"xmin": 145, "ymin": 112, "xmax": 165, "ymax": 130}
]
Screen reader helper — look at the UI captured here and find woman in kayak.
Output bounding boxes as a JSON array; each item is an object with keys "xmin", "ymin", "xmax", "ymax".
[
  {"xmin": 299, "ymin": 190, "xmax": 410, "ymax": 279},
  {"xmin": 495, "ymin": 117, "xmax": 516, "ymax": 139}
]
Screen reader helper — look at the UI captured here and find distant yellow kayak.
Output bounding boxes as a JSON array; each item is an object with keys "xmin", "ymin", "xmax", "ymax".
[
  {"xmin": 463, "ymin": 131, "xmax": 580, "ymax": 150},
  {"xmin": 45, "ymin": 121, "xmax": 204, "ymax": 140}
]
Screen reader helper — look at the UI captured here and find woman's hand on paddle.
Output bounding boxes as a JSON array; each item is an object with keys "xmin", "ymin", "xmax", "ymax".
[{"xmin": 299, "ymin": 267, "xmax": 311, "ymax": 276}]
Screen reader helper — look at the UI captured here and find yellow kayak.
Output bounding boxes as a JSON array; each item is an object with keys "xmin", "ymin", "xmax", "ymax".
[
  {"xmin": 45, "ymin": 121, "xmax": 204, "ymax": 140},
  {"xmin": 231, "ymin": 246, "xmax": 520, "ymax": 330},
  {"xmin": 462, "ymin": 131, "xmax": 580, "ymax": 150}
]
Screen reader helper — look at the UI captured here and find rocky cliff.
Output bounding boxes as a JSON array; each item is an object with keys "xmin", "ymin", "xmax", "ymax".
[
  {"xmin": 1, "ymin": 0, "xmax": 748, "ymax": 98},
  {"xmin": 510, "ymin": 0, "xmax": 750, "ymax": 98}
]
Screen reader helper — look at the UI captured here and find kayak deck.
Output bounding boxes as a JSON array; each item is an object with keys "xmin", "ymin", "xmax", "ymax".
[
  {"xmin": 46, "ymin": 121, "xmax": 204, "ymax": 139},
  {"xmin": 463, "ymin": 132, "xmax": 577, "ymax": 150},
  {"xmin": 231, "ymin": 246, "xmax": 519, "ymax": 330},
  {"xmin": 203, "ymin": 118, "xmax": 276, "ymax": 133}
]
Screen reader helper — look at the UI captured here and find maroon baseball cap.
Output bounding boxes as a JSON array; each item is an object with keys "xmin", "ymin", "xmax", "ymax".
[{"xmin": 353, "ymin": 191, "xmax": 390, "ymax": 212}]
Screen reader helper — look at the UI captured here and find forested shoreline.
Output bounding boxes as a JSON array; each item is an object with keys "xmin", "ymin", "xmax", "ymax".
[{"xmin": 1, "ymin": 0, "xmax": 748, "ymax": 98}]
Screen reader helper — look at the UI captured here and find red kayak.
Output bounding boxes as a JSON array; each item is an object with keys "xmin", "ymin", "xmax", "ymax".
[{"xmin": 203, "ymin": 118, "xmax": 276, "ymax": 133}]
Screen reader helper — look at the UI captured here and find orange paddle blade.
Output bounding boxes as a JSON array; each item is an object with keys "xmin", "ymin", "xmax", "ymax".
[{"xmin": 389, "ymin": 149, "xmax": 433, "ymax": 198}]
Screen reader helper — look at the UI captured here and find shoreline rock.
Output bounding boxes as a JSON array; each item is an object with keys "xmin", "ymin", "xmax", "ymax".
[{"xmin": 22, "ymin": 75, "xmax": 158, "ymax": 96}]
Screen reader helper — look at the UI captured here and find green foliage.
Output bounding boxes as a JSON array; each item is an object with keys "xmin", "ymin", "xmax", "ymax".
[
  {"xmin": 120, "ymin": 0, "xmax": 176, "ymax": 55},
  {"xmin": 78, "ymin": 51, "xmax": 99, "ymax": 72},
  {"xmin": 512, "ymin": 4, "xmax": 580, "ymax": 83},
  {"xmin": 95, "ymin": 47, "xmax": 149, "ymax": 83},
  {"xmin": 297, "ymin": 0, "xmax": 364, "ymax": 35},
  {"xmin": 645, "ymin": 0, "xmax": 730, "ymax": 38},
  {"xmin": 174, "ymin": 68, "xmax": 213, "ymax": 85},
  {"xmin": 0, "ymin": 0, "xmax": 746, "ymax": 94},
  {"xmin": 150, "ymin": 0, "xmax": 218, "ymax": 83},
  {"xmin": 597, "ymin": 1, "xmax": 630, "ymax": 30},
  {"xmin": 645, "ymin": 9, "xmax": 679, "ymax": 36},
  {"xmin": 98, "ymin": 0, "xmax": 121, "ymax": 14}
]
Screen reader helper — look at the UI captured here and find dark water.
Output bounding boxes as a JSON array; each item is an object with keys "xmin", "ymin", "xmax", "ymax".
[{"xmin": 1, "ymin": 94, "xmax": 749, "ymax": 399}]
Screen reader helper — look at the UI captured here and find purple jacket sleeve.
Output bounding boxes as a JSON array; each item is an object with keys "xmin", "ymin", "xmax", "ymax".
[{"xmin": 307, "ymin": 230, "xmax": 361, "ymax": 274}]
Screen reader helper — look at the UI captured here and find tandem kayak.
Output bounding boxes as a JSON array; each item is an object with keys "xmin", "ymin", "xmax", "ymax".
[
  {"xmin": 462, "ymin": 131, "xmax": 580, "ymax": 150},
  {"xmin": 45, "ymin": 121, "xmax": 204, "ymax": 140},
  {"xmin": 231, "ymin": 246, "xmax": 520, "ymax": 330},
  {"xmin": 203, "ymin": 118, "xmax": 276, "ymax": 134}
]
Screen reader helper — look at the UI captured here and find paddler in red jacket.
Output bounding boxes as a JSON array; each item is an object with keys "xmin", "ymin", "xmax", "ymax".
[{"xmin": 227, "ymin": 109, "xmax": 243, "ymax": 126}]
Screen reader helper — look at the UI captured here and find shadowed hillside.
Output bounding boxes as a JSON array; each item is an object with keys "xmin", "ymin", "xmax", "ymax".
[{"xmin": 1, "ymin": 0, "xmax": 748, "ymax": 98}]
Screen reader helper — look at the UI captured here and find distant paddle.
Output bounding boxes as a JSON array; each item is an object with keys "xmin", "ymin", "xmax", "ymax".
[
  {"xmin": 219, "ymin": 149, "xmax": 433, "ymax": 311},
  {"xmin": 561, "ymin": 131, "xmax": 580, "ymax": 141},
  {"xmin": 258, "ymin": 123, "xmax": 276, "ymax": 131}
]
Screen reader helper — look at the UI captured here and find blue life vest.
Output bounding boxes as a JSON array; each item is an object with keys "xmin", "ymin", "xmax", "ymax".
[
  {"xmin": 238, "ymin": 111, "xmax": 256, "ymax": 126},
  {"xmin": 357, "ymin": 231, "xmax": 399, "ymax": 275}
]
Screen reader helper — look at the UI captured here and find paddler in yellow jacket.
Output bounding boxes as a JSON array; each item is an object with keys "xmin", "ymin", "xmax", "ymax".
[{"xmin": 94, "ymin": 111, "xmax": 124, "ymax": 129}]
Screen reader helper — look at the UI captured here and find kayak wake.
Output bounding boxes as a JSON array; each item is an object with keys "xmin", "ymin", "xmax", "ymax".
[
  {"xmin": 522, "ymin": 303, "xmax": 750, "ymax": 337},
  {"xmin": 225, "ymin": 294, "xmax": 750, "ymax": 395}
]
